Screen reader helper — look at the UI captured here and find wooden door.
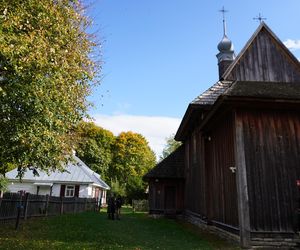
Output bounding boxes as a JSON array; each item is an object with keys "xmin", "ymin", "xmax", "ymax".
[{"xmin": 164, "ymin": 186, "xmax": 176, "ymax": 210}]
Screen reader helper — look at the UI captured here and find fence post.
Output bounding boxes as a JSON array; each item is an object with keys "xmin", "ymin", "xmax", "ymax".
[
  {"xmin": 45, "ymin": 194, "xmax": 49, "ymax": 217},
  {"xmin": 73, "ymin": 197, "xmax": 77, "ymax": 214},
  {"xmin": 95, "ymin": 198, "xmax": 98, "ymax": 212},
  {"xmin": 60, "ymin": 197, "xmax": 64, "ymax": 215},
  {"xmin": 23, "ymin": 193, "xmax": 30, "ymax": 220},
  {"xmin": 132, "ymin": 200, "xmax": 135, "ymax": 213},
  {"xmin": 15, "ymin": 193, "xmax": 23, "ymax": 230},
  {"xmin": 84, "ymin": 198, "xmax": 87, "ymax": 211}
]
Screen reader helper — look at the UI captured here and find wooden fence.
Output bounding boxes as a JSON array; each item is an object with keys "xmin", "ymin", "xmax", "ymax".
[{"xmin": 0, "ymin": 192, "xmax": 98, "ymax": 223}]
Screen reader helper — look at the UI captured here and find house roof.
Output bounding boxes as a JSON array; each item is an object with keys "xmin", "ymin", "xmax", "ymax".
[
  {"xmin": 6, "ymin": 155, "xmax": 110, "ymax": 190},
  {"xmin": 198, "ymin": 80, "xmax": 300, "ymax": 133},
  {"xmin": 175, "ymin": 81, "xmax": 234, "ymax": 141},
  {"xmin": 191, "ymin": 80, "xmax": 233, "ymax": 105},
  {"xmin": 143, "ymin": 145, "xmax": 184, "ymax": 180},
  {"xmin": 223, "ymin": 81, "xmax": 300, "ymax": 100}
]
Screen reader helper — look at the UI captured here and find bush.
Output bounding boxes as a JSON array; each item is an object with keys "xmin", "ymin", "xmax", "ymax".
[{"xmin": 132, "ymin": 199, "xmax": 149, "ymax": 212}]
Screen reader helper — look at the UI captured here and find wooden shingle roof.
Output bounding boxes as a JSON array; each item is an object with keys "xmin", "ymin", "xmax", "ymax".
[
  {"xmin": 143, "ymin": 145, "xmax": 184, "ymax": 180},
  {"xmin": 223, "ymin": 81, "xmax": 300, "ymax": 100},
  {"xmin": 191, "ymin": 80, "xmax": 233, "ymax": 105}
]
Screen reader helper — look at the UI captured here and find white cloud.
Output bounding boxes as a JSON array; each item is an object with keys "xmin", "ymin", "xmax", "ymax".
[
  {"xmin": 93, "ymin": 114, "xmax": 182, "ymax": 159},
  {"xmin": 283, "ymin": 39, "xmax": 300, "ymax": 50}
]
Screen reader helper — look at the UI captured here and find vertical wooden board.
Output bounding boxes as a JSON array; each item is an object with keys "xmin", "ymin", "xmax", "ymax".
[
  {"xmin": 200, "ymin": 134, "xmax": 207, "ymax": 215},
  {"xmin": 184, "ymin": 140, "xmax": 190, "ymax": 209},
  {"xmin": 251, "ymin": 41, "xmax": 260, "ymax": 82},
  {"xmin": 249, "ymin": 111, "xmax": 263, "ymax": 231},
  {"xmin": 275, "ymin": 113, "xmax": 291, "ymax": 231},
  {"xmin": 287, "ymin": 115, "xmax": 300, "ymax": 232},
  {"xmin": 242, "ymin": 112, "xmax": 256, "ymax": 231},
  {"xmin": 234, "ymin": 111, "xmax": 251, "ymax": 248},
  {"xmin": 264, "ymin": 112, "xmax": 280, "ymax": 230},
  {"xmin": 205, "ymin": 138, "xmax": 213, "ymax": 221}
]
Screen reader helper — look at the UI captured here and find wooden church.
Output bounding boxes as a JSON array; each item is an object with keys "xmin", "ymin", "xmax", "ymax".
[{"xmin": 144, "ymin": 22, "xmax": 300, "ymax": 248}]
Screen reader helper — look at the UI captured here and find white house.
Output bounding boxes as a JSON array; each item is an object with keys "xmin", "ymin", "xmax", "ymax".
[{"xmin": 5, "ymin": 155, "xmax": 110, "ymax": 205}]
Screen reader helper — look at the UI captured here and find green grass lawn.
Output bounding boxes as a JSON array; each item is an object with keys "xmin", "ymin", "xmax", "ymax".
[{"xmin": 0, "ymin": 207, "xmax": 240, "ymax": 250}]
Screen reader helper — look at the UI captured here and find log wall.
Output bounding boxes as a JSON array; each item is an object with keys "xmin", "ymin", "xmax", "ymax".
[{"xmin": 238, "ymin": 109, "xmax": 300, "ymax": 233}]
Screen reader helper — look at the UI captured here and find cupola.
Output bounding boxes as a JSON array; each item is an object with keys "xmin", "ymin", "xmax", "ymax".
[{"xmin": 216, "ymin": 8, "xmax": 235, "ymax": 79}]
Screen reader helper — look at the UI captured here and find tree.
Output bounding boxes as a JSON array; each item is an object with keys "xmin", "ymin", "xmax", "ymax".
[
  {"xmin": 0, "ymin": 174, "xmax": 8, "ymax": 194},
  {"xmin": 0, "ymin": 1, "xmax": 99, "ymax": 176},
  {"xmin": 159, "ymin": 134, "xmax": 182, "ymax": 161},
  {"xmin": 76, "ymin": 122, "xmax": 114, "ymax": 180},
  {"xmin": 110, "ymin": 178, "xmax": 126, "ymax": 197},
  {"xmin": 109, "ymin": 132, "xmax": 156, "ymax": 200}
]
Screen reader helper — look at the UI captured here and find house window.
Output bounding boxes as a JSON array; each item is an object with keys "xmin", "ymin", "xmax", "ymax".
[{"xmin": 65, "ymin": 185, "xmax": 75, "ymax": 197}]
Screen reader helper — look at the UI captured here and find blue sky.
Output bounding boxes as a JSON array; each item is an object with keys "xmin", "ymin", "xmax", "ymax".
[{"xmin": 84, "ymin": 0, "xmax": 300, "ymax": 157}]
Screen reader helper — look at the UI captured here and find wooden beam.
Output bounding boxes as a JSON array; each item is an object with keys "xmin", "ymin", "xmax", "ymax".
[{"xmin": 234, "ymin": 111, "xmax": 251, "ymax": 248}]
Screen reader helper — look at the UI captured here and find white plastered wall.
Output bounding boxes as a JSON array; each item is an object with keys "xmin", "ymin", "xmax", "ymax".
[
  {"xmin": 7, "ymin": 181, "xmax": 37, "ymax": 194},
  {"xmin": 8, "ymin": 181, "xmax": 96, "ymax": 198}
]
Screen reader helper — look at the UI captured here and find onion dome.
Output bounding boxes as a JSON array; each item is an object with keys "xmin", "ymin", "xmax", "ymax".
[{"xmin": 217, "ymin": 35, "xmax": 234, "ymax": 52}]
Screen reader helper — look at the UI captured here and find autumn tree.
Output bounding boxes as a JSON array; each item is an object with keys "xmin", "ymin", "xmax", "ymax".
[
  {"xmin": 76, "ymin": 122, "xmax": 114, "ymax": 180},
  {"xmin": 159, "ymin": 134, "xmax": 182, "ymax": 161},
  {"xmin": 0, "ymin": 1, "xmax": 99, "ymax": 176},
  {"xmin": 0, "ymin": 174, "xmax": 8, "ymax": 194},
  {"xmin": 109, "ymin": 132, "xmax": 156, "ymax": 200}
]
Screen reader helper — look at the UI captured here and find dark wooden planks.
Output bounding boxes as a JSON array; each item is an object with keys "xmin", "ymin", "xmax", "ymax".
[
  {"xmin": 226, "ymin": 28, "xmax": 300, "ymax": 82},
  {"xmin": 234, "ymin": 110, "xmax": 251, "ymax": 248},
  {"xmin": 204, "ymin": 114, "xmax": 238, "ymax": 228},
  {"xmin": 148, "ymin": 179, "xmax": 184, "ymax": 214},
  {"xmin": 241, "ymin": 109, "xmax": 300, "ymax": 233}
]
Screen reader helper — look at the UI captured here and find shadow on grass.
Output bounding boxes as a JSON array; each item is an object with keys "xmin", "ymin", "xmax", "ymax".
[{"xmin": 0, "ymin": 207, "xmax": 240, "ymax": 250}]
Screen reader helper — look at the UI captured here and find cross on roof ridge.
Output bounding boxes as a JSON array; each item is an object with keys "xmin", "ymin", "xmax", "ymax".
[{"xmin": 253, "ymin": 13, "xmax": 267, "ymax": 23}]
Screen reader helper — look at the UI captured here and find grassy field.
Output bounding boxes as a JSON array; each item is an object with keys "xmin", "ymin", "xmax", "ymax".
[{"xmin": 0, "ymin": 207, "xmax": 240, "ymax": 250}]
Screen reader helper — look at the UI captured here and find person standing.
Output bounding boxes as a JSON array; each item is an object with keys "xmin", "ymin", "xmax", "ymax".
[
  {"xmin": 116, "ymin": 195, "xmax": 123, "ymax": 220},
  {"xmin": 107, "ymin": 194, "xmax": 116, "ymax": 220}
]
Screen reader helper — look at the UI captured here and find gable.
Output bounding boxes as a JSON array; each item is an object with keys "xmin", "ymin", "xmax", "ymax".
[{"xmin": 223, "ymin": 23, "xmax": 300, "ymax": 82}]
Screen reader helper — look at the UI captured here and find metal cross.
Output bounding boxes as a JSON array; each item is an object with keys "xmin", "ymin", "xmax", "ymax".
[
  {"xmin": 219, "ymin": 6, "xmax": 228, "ymax": 21},
  {"xmin": 219, "ymin": 6, "xmax": 228, "ymax": 36},
  {"xmin": 253, "ymin": 13, "xmax": 267, "ymax": 23}
]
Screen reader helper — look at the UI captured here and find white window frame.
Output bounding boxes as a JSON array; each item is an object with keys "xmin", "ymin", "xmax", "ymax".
[{"xmin": 65, "ymin": 185, "xmax": 75, "ymax": 197}]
